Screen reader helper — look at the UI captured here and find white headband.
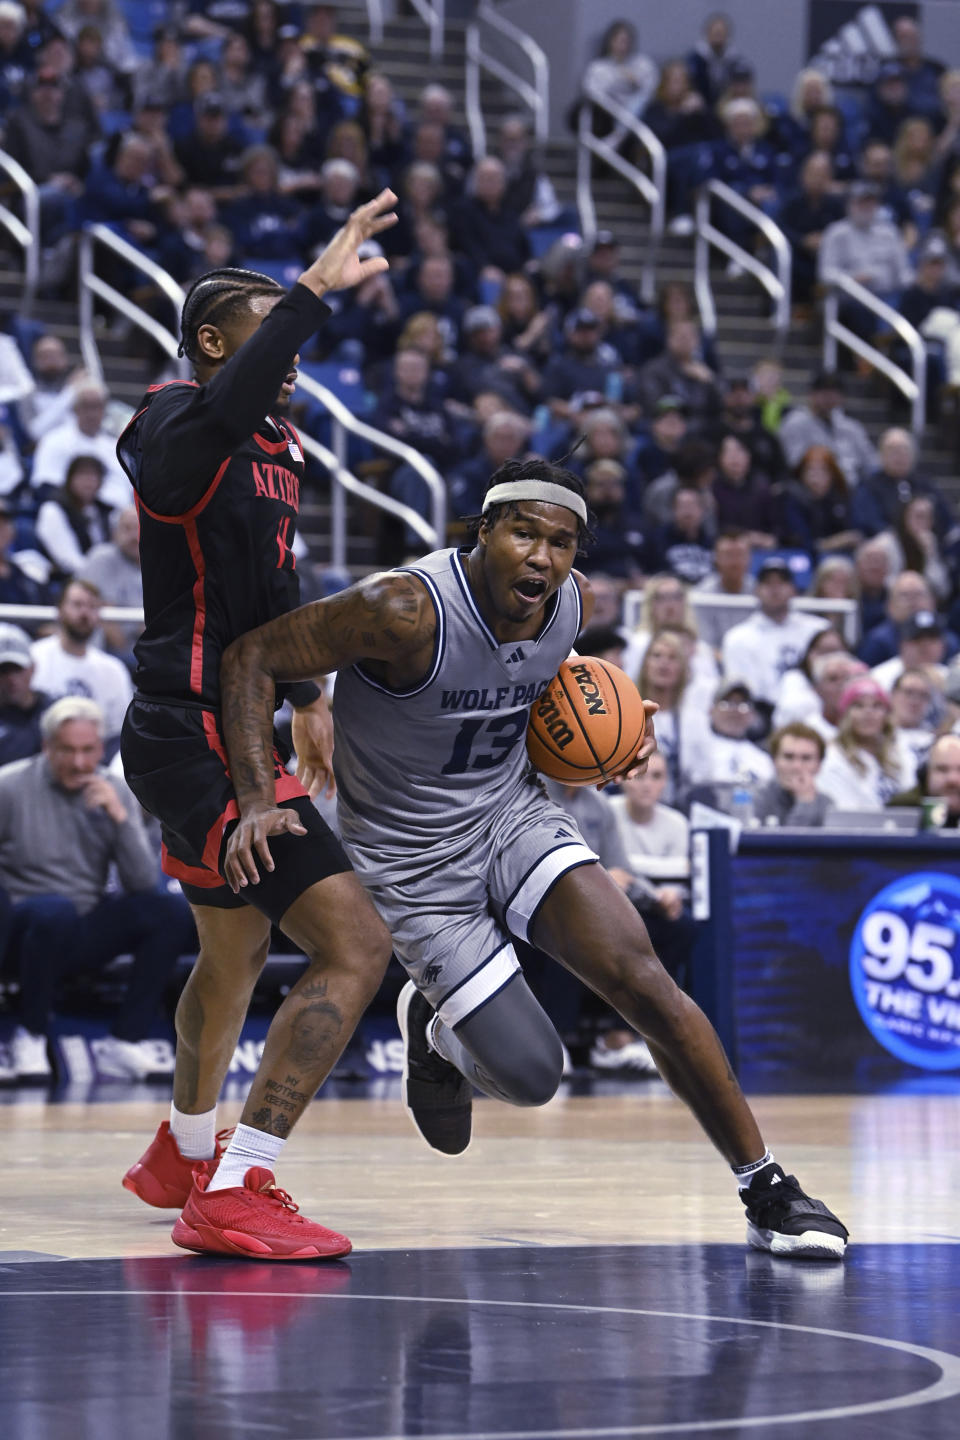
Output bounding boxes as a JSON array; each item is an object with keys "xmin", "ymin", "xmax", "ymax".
[{"xmin": 482, "ymin": 480, "xmax": 587, "ymax": 524}]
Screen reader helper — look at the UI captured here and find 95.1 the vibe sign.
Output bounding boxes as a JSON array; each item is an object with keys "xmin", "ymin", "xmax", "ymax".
[{"xmin": 850, "ymin": 872, "xmax": 960, "ymax": 1071}]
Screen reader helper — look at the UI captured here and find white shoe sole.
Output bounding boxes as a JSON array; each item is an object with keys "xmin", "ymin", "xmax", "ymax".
[{"xmin": 747, "ymin": 1220, "xmax": 847, "ymax": 1260}]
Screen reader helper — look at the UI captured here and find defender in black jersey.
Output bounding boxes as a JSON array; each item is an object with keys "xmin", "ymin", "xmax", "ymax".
[{"xmin": 118, "ymin": 192, "xmax": 399, "ymax": 1259}]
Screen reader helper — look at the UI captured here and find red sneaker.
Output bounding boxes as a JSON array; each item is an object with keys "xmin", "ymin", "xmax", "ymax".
[
  {"xmin": 171, "ymin": 1167, "xmax": 353, "ymax": 1260},
  {"xmin": 122, "ymin": 1122, "xmax": 232, "ymax": 1210}
]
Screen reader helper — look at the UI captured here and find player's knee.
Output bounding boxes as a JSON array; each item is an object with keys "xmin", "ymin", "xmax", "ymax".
[
  {"xmin": 604, "ymin": 940, "xmax": 677, "ymax": 1015},
  {"xmin": 495, "ymin": 1031, "xmax": 564, "ymax": 1107}
]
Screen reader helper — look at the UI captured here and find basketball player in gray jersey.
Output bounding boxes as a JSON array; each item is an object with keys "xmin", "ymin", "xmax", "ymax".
[{"xmin": 219, "ymin": 460, "xmax": 848, "ymax": 1259}]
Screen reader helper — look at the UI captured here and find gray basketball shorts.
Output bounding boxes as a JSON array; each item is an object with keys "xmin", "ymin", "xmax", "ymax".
[{"xmin": 361, "ymin": 782, "xmax": 598, "ymax": 1030}]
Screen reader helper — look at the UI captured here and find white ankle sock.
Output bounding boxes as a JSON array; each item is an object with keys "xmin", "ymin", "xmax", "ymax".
[
  {"xmin": 733, "ymin": 1149, "xmax": 774, "ymax": 1192},
  {"xmin": 206, "ymin": 1122, "xmax": 286, "ymax": 1192},
  {"xmin": 170, "ymin": 1103, "xmax": 217, "ymax": 1161}
]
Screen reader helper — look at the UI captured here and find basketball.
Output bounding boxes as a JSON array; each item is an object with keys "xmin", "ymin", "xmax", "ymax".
[{"xmin": 526, "ymin": 657, "xmax": 646, "ymax": 786}]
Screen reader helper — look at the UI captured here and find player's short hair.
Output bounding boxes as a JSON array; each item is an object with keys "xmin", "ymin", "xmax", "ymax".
[
  {"xmin": 471, "ymin": 458, "xmax": 597, "ymax": 552},
  {"xmin": 41, "ymin": 696, "xmax": 104, "ymax": 741},
  {"xmin": 178, "ymin": 267, "xmax": 285, "ymax": 365}
]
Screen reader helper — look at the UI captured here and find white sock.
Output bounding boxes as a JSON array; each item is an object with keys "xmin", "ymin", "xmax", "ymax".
[
  {"xmin": 170, "ymin": 1103, "xmax": 217, "ymax": 1161},
  {"xmin": 206, "ymin": 1122, "xmax": 286, "ymax": 1192},
  {"xmin": 733, "ymin": 1149, "xmax": 775, "ymax": 1192}
]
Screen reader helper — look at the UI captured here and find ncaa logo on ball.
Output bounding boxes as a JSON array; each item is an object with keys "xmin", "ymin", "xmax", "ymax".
[
  {"xmin": 568, "ymin": 661, "xmax": 608, "ymax": 715},
  {"xmin": 849, "ymin": 872, "xmax": 960, "ymax": 1071}
]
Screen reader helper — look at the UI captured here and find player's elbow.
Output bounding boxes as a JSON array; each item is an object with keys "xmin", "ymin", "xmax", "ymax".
[{"xmin": 221, "ymin": 633, "xmax": 273, "ymax": 693}]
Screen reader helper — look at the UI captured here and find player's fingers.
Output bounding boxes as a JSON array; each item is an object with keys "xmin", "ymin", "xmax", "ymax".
[
  {"xmin": 356, "ymin": 257, "xmax": 390, "ymax": 281},
  {"xmin": 642, "ymin": 699, "xmax": 660, "ymax": 717},
  {"xmin": 368, "ymin": 211, "xmax": 399, "ymax": 233},
  {"xmin": 253, "ymin": 829, "xmax": 275, "ymax": 875}
]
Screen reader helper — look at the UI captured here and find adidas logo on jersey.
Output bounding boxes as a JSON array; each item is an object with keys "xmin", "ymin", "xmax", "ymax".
[{"xmin": 506, "ymin": 647, "xmax": 526, "ymax": 665}]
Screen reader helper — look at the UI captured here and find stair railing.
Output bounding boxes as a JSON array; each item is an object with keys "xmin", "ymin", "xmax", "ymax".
[
  {"xmin": 575, "ymin": 85, "xmax": 666, "ymax": 304},
  {"xmin": 465, "ymin": 1, "xmax": 548, "ymax": 157},
  {"xmin": 694, "ymin": 180, "xmax": 791, "ymax": 345},
  {"xmin": 0, "ymin": 149, "xmax": 41, "ymax": 314},
  {"xmin": 77, "ymin": 226, "xmax": 446, "ymax": 567},
  {"xmin": 822, "ymin": 273, "xmax": 927, "ymax": 436}
]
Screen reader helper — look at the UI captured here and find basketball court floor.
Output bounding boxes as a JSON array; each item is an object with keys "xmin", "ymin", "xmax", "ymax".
[{"xmin": 2, "ymin": 1080, "xmax": 959, "ymax": 1439}]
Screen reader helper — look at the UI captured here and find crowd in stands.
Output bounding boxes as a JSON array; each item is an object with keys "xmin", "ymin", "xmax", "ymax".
[{"xmin": 0, "ymin": 4, "xmax": 959, "ymax": 1076}]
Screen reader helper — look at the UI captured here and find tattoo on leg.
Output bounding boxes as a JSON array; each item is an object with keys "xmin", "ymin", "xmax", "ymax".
[
  {"xmin": 251, "ymin": 1106, "xmax": 272, "ymax": 1129},
  {"xmin": 288, "ymin": 1000, "xmax": 344, "ymax": 1071},
  {"xmin": 274, "ymin": 1114, "xmax": 291, "ymax": 1138}
]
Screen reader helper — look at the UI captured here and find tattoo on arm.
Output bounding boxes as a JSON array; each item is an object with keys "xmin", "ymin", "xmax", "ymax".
[{"xmin": 220, "ymin": 573, "xmax": 436, "ymax": 812}]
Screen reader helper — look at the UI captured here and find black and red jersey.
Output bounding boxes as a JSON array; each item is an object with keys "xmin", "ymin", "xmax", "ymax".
[{"xmin": 117, "ymin": 284, "xmax": 330, "ymax": 708}]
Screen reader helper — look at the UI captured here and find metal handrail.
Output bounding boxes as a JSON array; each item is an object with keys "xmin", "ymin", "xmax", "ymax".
[
  {"xmin": 0, "ymin": 149, "xmax": 41, "ymax": 313},
  {"xmin": 694, "ymin": 180, "xmax": 792, "ymax": 344},
  {"xmin": 822, "ymin": 273, "xmax": 927, "ymax": 436},
  {"xmin": 623, "ymin": 589, "xmax": 859, "ymax": 647},
  {"xmin": 576, "ymin": 83, "xmax": 666, "ymax": 304},
  {"xmin": 77, "ymin": 226, "xmax": 446, "ymax": 565},
  {"xmin": 78, "ymin": 224, "xmax": 189, "ymax": 381},
  {"xmin": 465, "ymin": 1, "xmax": 548, "ymax": 157},
  {"xmin": 364, "ymin": 0, "xmax": 444, "ymax": 58}
]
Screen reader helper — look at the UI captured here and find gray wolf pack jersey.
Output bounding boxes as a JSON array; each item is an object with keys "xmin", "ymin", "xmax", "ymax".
[{"xmin": 332, "ymin": 546, "xmax": 598, "ymax": 1023}]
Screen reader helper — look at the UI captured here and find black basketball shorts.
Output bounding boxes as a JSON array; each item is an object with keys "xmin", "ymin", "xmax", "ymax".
[{"xmin": 120, "ymin": 695, "xmax": 351, "ymax": 924}]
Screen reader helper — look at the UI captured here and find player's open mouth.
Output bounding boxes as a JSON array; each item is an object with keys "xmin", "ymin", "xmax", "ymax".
[{"xmin": 514, "ymin": 577, "xmax": 547, "ymax": 603}]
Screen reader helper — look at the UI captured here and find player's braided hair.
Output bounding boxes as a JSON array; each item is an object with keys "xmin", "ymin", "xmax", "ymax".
[
  {"xmin": 178, "ymin": 267, "xmax": 285, "ymax": 365},
  {"xmin": 470, "ymin": 458, "xmax": 597, "ymax": 553}
]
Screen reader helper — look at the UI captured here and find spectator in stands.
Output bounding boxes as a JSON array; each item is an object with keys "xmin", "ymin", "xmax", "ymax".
[
  {"xmin": 0, "ymin": 499, "xmax": 48, "ymax": 606},
  {"xmin": 446, "ymin": 306, "xmax": 539, "ymax": 416},
  {"xmin": 873, "ymin": 493, "xmax": 953, "ymax": 604},
  {"xmin": 687, "ymin": 12, "xmax": 745, "ymax": 108},
  {"xmin": 853, "ymin": 536, "xmax": 891, "ymax": 636},
  {"xmin": 157, "ymin": 185, "xmax": 219, "ymax": 283},
  {"xmin": 710, "ymin": 97, "xmax": 780, "ymax": 231},
  {"xmin": 497, "ymin": 272, "xmax": 554, "ymax": 367},
  {"xmin": 54, "ymin": 0, "xmax": 136, "ymax": 77},
  {"xmin": 218, "ymin": 29, "xmax": 269, "ymax": 129},
  {"xmin": 753, "ymin": 723, "xmax": 833, "ymax": 826},
  {"xmin": 494, "ymin": 112, "xmax": 561, "ymax": 228},
  {"xmin": 643, "ymin": 58, "xmax": 714, "ymax": 154},
  {"xmin": 800, "ymin": 105, "xmax": 857, "ymax": 184},
  {"xmin": 637, "ymin": 318, "xmax": 720, "ymax": 421},
  {"xmin": 859, "ymin": 137, "xmax": 914, "ymax": 238},
  {"xmin": 80, "ymin": 133, "xmax": 173, "ymax": 251},
  {"xmin": 870, "ymin": 609, "xmax": 947, "ymax": 696},
  {"xmin": 890, "ymin": 666, "xmax": 939, "ymax": 772},
  {"xmin": 29, "ymin": 580, "xmax": 133, "ymax": 755},
  {"xmin": 72, "ymin": 22, "xmax": 126, "ymax": 115},
  {"xmin": 77, "ymin": 504, "xmax": 142, "ymax": 666},
  {"xmin": 580, "ymin": 458, "xmax": 646, "ymax": 582},
  {"xmin": 722, "ymin": 557, "xmax": 827, "ymax": 714},
  {"xmin": 772, "ymin": 625, "xmax": 850, "ymax": 728},
  {"xmin": 173, "ymin": 92, "xmax": 244, "ymax": 198},
  {"xmin": 361, "ymin": 71, "xmax": 407, "ymax": 189},
  {"xmin": 0, "ymin": 2, "xmax": 32, "ymax": 117},
  {"xmin": 398, "ymin": 252, "xmax": 465, "ymax": 349},
  {"xmin": 778, "ymin": 68, "xmax": 835, "ymax": 157},
  {"xmin": 132, "ymin": 24, "xmax": 187, "ymax": 111},
  {"xmin": 778, "ymin": 445, "xmax": 861, "ymax": 561},
  {"xmin": 817, "ymin": 676, "xmax": 915, "ymax": 810},
  {"xmin": 891, "ymin": 731, "xmax": 960, "ymax": 826},
  {"xmin": 704, "ymin": 373, "xmax": 785, "ymax": 482},
  {"xmin": 622, "ymin": 573, "xmax": 719, "ymax": 690},
  {"xmin": 30, "ymin": 378, "xmax": 130, "ymax": 510},
  {"xmin": 0, "ymin": 696, "xmax": 194, "ymax": 1082},
  {"xmin": 448, "ymin": 410, "xmax": 531, "ymax": 522},
  {"xmin": 712, "ymin": 433, "xmax": 777, "ymax": 548},
  {"xmin": 900, "ymin": 233, "xmax": 960, "ymax": 390},
  {"xmin": 852, "ymin": 427, "xmax": 954, "ymax": 539},
  {"xmin": 693, "ymin": 529, "xmax": 754, "ymax": 653},
  {"xmin": 123, "ymin": 96, "xmax": 184, "ymax": 190},
  {"xmin": 35, "ymin": 454, "xmax": 112, "ymax": 581},
  {"xmin": 635, "ymin": 396, "xmax": 691, "ymax": 488},
  {"xmin": 300, "ymin": 157, "xmax": 361, "ymax": 256},
  {"xmin": 607, "ymin": 751, "xmax": 694, "ymax": 994},
  {"xmin": 818, "ymin": 182, "xmax": 913, "ymax": 335},
  {"xmin": 785, "ymin": 649, "xmax": 867, "ymax": 744},
  {"xmin": 413, "ymin": 83, "xmax": 472, "ymax": 184},
  {"xmin": 810, "ymin": 553, "xmax": 859, "ymax": 603},
  {"xmin": 641, "ymin": 438, "xmax": 716, "ymax": 532},
  {"xmin": 0, "ymin": 624, "xmax": 52, "ymax": 766},
  {"xmin": 539, "ymin": 308, "xmax": 622, "ymax": 423},
  {"xmin": 777, "ymin": 153, "xmax": 845, "ymax": 305},
  {"xmin": 450, "ymin": 156, "xmax": 530, "ymax": 283},
  {"xmin": 934, "ymin": 70, "xmax": 960, "ymax": 169},
  {"xmin": 3, "ymin": 68, "xmax": 91, "ymax": 243},
  {"xmin": 381, "ymin": 160, "xmax": 447, "ymax": 259},
  {"xmin": 581, "ymin": 18, "xmax": 658, "ymax": 128},
  {"xmin": 859, "ymin": 569, "xmax": 953, "ymax": 665},
  {"xmin": 649, "ymin": 486, "xmax": 714, "ymax": 585},
  {"xmin": 893, "ymin": 14, "xmax": 944, "ymax": 111},
  {"xmin": 374, "ymin": 347, "xmax": 457, "ymax": 467},
  {"xmin": 584, "ymin": 230, "xmax": 645, "ymax": 322},
  {"xmin": 411, "ymin": 119, "xmax": 467, "ymax": 204},
  {"xmin": 16, "ymin": 335, "xmax": 79, "ymax": 444},
  {"xmin": 892, "ymin": 116, "xmax": 939, "ymax": 218},
  {"xmin": 300, "ymin": 3, "xmax": 368, "ymax": 105},
  {"xmin": 778, "ymin": 370, "xmax": 877, "ymax": 489},
  {"xmin": 224, "ymin": 143, "xmax": 303, "ymax": 259},
  {"xmin": 34, "ymin": 32, "xmax": 101, "ymax": 139},
  {"xmin": 867, "ymin": 58, "xmax": 938, "ymax": 148},
  {"xmin": 684, "ymin": 679, "xmax": 775, "ymax": 795},
  {"xmin": 635, "ymin": 628, "xmax": 704, "ymax": 804}
]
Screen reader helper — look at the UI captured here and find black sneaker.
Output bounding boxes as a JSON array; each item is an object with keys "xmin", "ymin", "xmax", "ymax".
[
  {"xmin": 397, "ymin": 981, "xmax": 472, "ymax": 1155},
  {"xmin": 740, "ymin": 1164, "xmax": 848, "ymax": 1260}
]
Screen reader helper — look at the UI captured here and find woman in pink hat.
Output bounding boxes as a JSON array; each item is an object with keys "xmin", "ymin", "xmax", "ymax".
[{"xmin": 816, "ymin": 676, "xmax": 916, "ymax": 810}]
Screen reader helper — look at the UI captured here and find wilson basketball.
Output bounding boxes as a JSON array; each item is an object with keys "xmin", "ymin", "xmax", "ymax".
[{"xmin": 526, "ymin": 657, "xmax": 646, "ymax": 786}]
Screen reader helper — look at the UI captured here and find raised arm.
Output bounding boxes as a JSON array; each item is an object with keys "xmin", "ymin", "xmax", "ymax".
[{"xmin": 220, "ymin": 571, "xmax": 436, "ymax": 888}]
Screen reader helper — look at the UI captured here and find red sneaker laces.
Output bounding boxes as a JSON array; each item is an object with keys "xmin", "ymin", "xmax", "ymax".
[{"xmin": 258, "ymin": 1180, "xmax": 299, "ymax": 1213}]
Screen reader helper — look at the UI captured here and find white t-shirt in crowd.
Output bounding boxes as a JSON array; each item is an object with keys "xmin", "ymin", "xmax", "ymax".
[
  {"xmin": 30, "ymin": 633, "xmax": 133, "ymax": 740},
  {"xmin": 772, "ymin": 667, "xmax": 821, "ymax": 728},
  {"xmin": 816, "ymin": 738, "xmax": 916, "ymax": 811},
  {"xmin": 721, "ymin": 609, "xmax": 827, "ymax": 706},
  {"xmin": 607, "ymin": 795, "xmax": 689, "ymax": 878},
  {"xmin": 30, "ymin": 419, "xmax": 133, "ymax": 511},
  {"xmin": 683, "ymin": 730, "xmax": 776, "ymax": 789}
]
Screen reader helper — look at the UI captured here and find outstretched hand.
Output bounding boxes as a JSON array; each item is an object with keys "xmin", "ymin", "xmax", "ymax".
[
  {"xmin": 596, "ymin": 700, "xmax": 660, "ymax": 790},
  {"xmin": 224, "ymin": 806, "xmax": 307, "ymax": 892},
  {"xmin": 301, "ymin": 188, "xmax": 398, "ymax": 297}
]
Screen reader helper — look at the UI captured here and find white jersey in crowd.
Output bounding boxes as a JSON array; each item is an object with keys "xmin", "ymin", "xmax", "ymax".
[
  {"xmin": 682, "ymin": 730, "xmax": 776, "ymax": 789},
  {"xmin": 332, "ymin": 547, "xmax": 583, "ymax": 886},
  {"xmin": 30, "ymin": 633, "xmax": 133, "ymax": 740},
  {"xmin": 721, "ymin": 609, "xmax": 827, "ymax": 706},
  {"xmin": 817, "ymin": 739, "xmax": 916, "ymax": 811}
]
